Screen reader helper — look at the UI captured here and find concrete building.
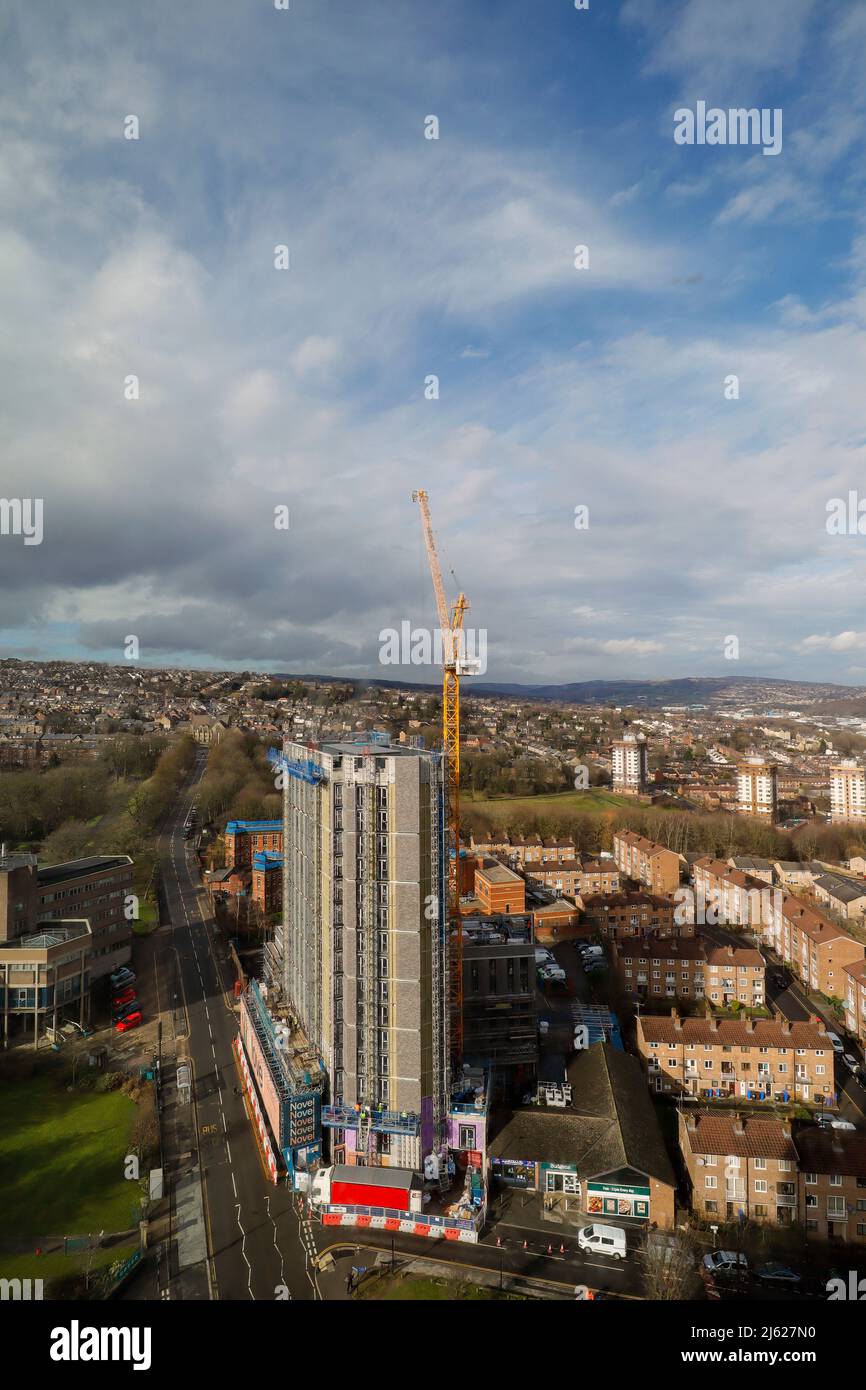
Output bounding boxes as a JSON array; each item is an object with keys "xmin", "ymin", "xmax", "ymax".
[
  {"xmin": 636, "ymin": 1012, "xmax": 836, "ymax": 1106},
  {"xmin": 736, "ymin": 756, "xmax": 778, "ymax": 821},
  {"xmin": 830, "ymin": 760, "xmax": 866, "ymax": 824},
  {"xmin": 37, "ymin": 855, "xmax": 134, "ymax": 980},
  {"xmin": 269, "ymin": 735, "xmax": 446, "ymax": 1170},
  {"xmin": 461, "ymin": 916, "xmax": 536, "ymax": 1069},
  {"xmin": 0, "ymin": 851, "xmax": 92, "ymax": 1048},
  {"xmin": 612, "ymin": 733, "xmax": 648, "ymax": 795}
]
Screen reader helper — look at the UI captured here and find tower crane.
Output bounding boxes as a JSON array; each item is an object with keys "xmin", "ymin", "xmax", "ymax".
[{"xmin": 412, "ymin": 489, "xmax": 480, "ymax": 1073}]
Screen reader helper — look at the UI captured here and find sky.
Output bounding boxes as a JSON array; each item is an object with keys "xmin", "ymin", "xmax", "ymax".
[{"xmin": 2, "ymin": 0, "xmax": 866, "ymax": 688}]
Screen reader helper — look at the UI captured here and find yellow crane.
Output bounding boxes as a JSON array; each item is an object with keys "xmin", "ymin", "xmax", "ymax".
[{"xmin": 412, "ymin": 489, "xmax": 478, "ymax": 1071}]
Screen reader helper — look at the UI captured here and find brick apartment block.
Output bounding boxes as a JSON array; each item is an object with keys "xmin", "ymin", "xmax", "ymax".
[
  {"xmin": 525, "ymin": 858, "xmax": 620, "ymax": 898},
  {"xmin": 679, "ymin": 1111, "xmax": 799, "ymax": 1224},
  {"xmin": 680, "ymin": 1112, "xmax": 866, "ymax": 1243},
  {"xmin": 796, "ymin": 1127, "xmax": 866, "ymax": 1244},
  {"xmin": 613, "ymin": 939, "xmax": 765, "ymax": 1008},
  {"xmin": 844, "ymin": 958, "xmax": 866, "ymax": 1048},
  {"xmin": 474, "ymin": 859, "xmax": 526, "ymax": 915},
  {"xmin": 636, "ymin": 1012, "xmax": 836, "ymax": 1106},
  {"xmin": 764, "ymin": 894, "xmax": 865, "ymax": 1000},
  {"xmin": 582, "ymin": 890, "xmax": 681, "ymax": 940},
  {"xmin": 613, "ymin": 830, "xmax": 681, "ymax": 896}
]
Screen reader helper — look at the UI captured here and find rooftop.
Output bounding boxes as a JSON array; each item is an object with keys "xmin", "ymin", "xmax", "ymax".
[{"xmin": 37, "ymin": 855, "xmax": 132, "ymax": 887}]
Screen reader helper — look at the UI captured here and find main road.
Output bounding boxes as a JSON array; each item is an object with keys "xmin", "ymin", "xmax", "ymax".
[{"xmin": 159, "ymin": 753, "xmax": 322, "ymax": 1301}]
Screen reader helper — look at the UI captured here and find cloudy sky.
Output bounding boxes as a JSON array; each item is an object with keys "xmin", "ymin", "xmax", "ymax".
[{"xmin": 2, "ymin": 0, "xmax": 866, "ymax": 686}]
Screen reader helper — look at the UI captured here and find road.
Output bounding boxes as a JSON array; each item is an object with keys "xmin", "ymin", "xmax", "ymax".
[{"xmin": 159, "ymin": 754, "xmax": 321, "ymax": 1301}]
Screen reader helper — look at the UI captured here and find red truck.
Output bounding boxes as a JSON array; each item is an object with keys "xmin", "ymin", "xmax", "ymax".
[{"xmin": 310, "ymin": 1165, "xmax": 424, "ymax": 1213}]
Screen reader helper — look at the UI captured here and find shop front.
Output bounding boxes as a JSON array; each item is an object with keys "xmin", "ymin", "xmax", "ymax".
[{"xmin": 585, "ymin": 1177, "xmax": 651, "ymax": 1221}]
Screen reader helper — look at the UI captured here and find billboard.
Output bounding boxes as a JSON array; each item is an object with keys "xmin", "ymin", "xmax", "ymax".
[{"xmin": 239, "ymin": 997, "xmax": 286, "ymax": 1148}]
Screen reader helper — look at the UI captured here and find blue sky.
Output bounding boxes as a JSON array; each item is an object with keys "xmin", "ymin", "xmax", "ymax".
[{"xmin": 2, "ymin": 0, "xmax": 866, "ymax": 685}]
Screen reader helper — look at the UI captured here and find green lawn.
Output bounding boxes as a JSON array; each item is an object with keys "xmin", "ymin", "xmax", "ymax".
[
  {"xmin": 465, "ymin": 788, "xmax": 635, "ymax": 820},
  {"xmin": 0, "ymin": 1074, "xmax": 139, "ymax": 1239},
  {"xmin": 0, "ymin": 1242, "xmax": 137, "ymax": 1295}
]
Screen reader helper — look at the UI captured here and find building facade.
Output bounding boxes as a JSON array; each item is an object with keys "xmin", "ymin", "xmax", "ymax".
[
  {"xmin": 679, "ymin": 1111, "xmax": 799, "ymax": 1224},
  {"xmin": 736, "ymin": 756, "xmax": 778, "ymax": 821},
  {"xmin": 36, "ymin": 855, "xmax": 134, "ymax": 981},
  {"xmin": 830, "ymin": 760, "xmax": 866, "ymax": 824},
  {"xmin": 612, "ymin": 733, "xmax": 648, "ymax": 795},
  {"xmin": 270, "ymin": 735, "xmax": 446, "ymax": 1170},
  {"xmin": 636, "ymin": 1012, "xmax": 836, "ymax": 1106},
  {"xmin": 614, "ymin": 830, "xmax": 680, "ymax": 895}
]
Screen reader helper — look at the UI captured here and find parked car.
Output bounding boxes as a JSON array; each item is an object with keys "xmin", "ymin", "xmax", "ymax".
[
  {"xmin": 755, "ymin": 1262, "xmax": 801, "ymax": 1287},
  {"xmin": 115, "ymin": 1011, "xmax": 142, "ymax": 1032},
  {"xmin": 112, "ymin": 988, "xmax": 137, "ymax": 1009},
  {"xmin": 111, "ymin": 969, "xmax": 135, "ymax": 987},
  {"xmin": 702, "ymin": 1250, "xmax": 748, "ymax": 1276},
  {"xmin": 829, "ymin": 1118, "xmax": 856, "ymax": 1131},
  {"xmin": 826, "ymin": 1032, "xmax": 844, "ymax": 1055},
  {"xmin": 577, "ymin": 1223, "xmax": 627, "ymax": 1260},
  {"xmin": 539, "ymin": 966, "xmax": 566, "ymax": 984},
  {"xmin": 842, "ymin": 1053, "xmax": 860, "ymax": 1075},
  {"xmin": 113, "ymin": 1000, "xmax": 140, "ymax": 1021}
]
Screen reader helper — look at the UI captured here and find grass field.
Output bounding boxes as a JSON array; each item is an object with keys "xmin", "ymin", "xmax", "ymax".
[
  {"xmin": 0, "ymin": 1241, "xmax": 137, "ymax": 1292},
  {"xmin": 464, "ymin": 788, "xmax": 635, "ymax": 821},
  {"xmin": 0, "ymin": 1072, "xmax": 139, "ymax": 1240}
]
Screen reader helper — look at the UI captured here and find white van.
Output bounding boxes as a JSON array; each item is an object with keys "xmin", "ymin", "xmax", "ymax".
[
  {"xmin": 826, "ymin": 1032, "xmax": 844, "ymax": 1055},
  {"xmin": 535, "ymin": 948, "xmax": 554, "ymax": 964},
  {"xmin": 577, "ymin": 1223, "xmax": 627, "ymax": 1260}
]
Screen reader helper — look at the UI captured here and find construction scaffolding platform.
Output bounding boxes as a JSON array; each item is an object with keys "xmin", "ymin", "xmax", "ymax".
[{"xmin": 321, "ymin": 1102, "xmax": 421, "ymax": 1137}]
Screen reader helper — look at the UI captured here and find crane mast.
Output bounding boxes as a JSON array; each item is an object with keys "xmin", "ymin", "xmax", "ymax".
[{"xmin": 412, "ymin": 489, "xmax": 468, "ymax": 1075}]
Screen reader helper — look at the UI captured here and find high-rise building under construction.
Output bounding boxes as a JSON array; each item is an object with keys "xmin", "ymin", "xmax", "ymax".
[{"xmin": 267, "ymin": 734, "xmax": 447, "ymax": 1169}]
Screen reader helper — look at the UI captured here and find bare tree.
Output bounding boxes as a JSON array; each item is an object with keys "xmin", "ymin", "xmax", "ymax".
[{"xmin": 640, "ymin": 1228, "xmax": 703, "ymax": 1301}]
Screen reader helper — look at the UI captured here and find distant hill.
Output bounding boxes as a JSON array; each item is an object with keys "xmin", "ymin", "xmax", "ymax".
[{"xmin": 277, "ymin": 673, "xmax": 863, "ymax": 709}]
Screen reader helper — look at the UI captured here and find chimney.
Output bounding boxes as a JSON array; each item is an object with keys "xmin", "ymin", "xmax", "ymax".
[
  {"xmin": 781, "ymin": 1120, "xmax": 791, "ymax": 1139},
  {"xmin": 709, "ymin": 1017, "xmax": 720, "ymax": 1032},
  {"xmin": 781, "ymin": 1019, "xmax": 791, "ymax": 1035},
  {"xmin": 745, "ymin": 1018, "xmax": 755, "ymax": 1033},
  {"xmin": 685, "ymin": 1113, "xmax": 697, "ymax": 1132},
  {"xmin": 727, "ymin": 945, "xmax": 734, "ymax": 959},
  {"xmin": 673, "ymin": 1011, "xmax": 683, "ymax": 1032},
  {"xmin": 732, "ymin": 1115, "xmax": 745, "ymax": 1137}
]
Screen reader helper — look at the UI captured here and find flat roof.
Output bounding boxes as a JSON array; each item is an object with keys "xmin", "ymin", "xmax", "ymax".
[{"xmin": 38, "ymin": 855, "xmax": 132, "ymax": 886}]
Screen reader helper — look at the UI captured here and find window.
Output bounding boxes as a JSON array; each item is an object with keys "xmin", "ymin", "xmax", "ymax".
[
  {"xmin": 829, "ymin": 1174, "xmax": 842, "ymax": 1188},
  {"xmin": 753, "ymin": 1158, "xmax": 766, "ymax": 1171},
  {"xmin": 704, "ymin": 1176, "xmax": 717, "ymax": 1189},
  {"xmin": 754, "ymin": 1180, "xmax": 767, "ymax": 1194},
  {"xmin": 705, "ymin": 1200, "xmax": 718, "ymax": 1213}
]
